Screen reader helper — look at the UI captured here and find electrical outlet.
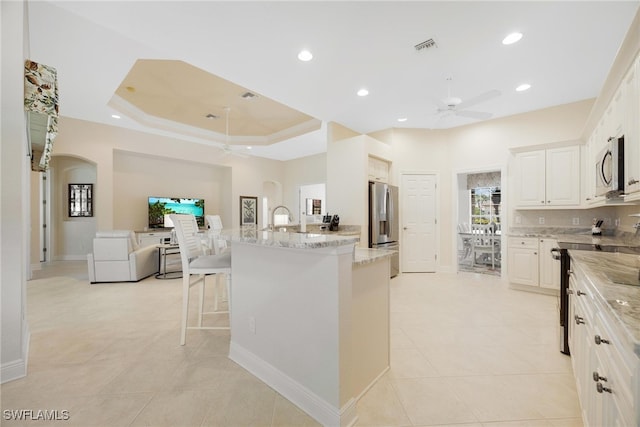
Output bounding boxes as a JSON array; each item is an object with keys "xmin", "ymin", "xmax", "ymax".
[
  {"xmin": 538, "ymin": 217, "xmax": 545, "ymax": 225},
  {"xmin": 572, "ymin": 217, "xmax": 580, "ymax": 225},
  {"xmin": 515, "ymin": 215, "xmax": 521, "ymax": 224},
  {"xmin": 249, "ymin": 317, "xmax": 256, "ymax": 334},
  {"xmin": 615, "ymin": 218, "xmax": 621, "ymax": 227}
]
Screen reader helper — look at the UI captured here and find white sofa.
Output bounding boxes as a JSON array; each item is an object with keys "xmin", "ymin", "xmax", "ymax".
[{"xmin": 87, "ymin": 230, "xmax": 159, "ymax": 283}]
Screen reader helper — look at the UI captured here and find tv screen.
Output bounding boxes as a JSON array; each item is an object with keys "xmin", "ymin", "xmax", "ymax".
[{"xmin": 148, "ymin": 197, "xmax": 205, "ymax": 228}]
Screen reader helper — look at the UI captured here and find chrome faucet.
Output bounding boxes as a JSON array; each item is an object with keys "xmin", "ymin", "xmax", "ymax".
[{"xmin": 271, "ymin": 205, "xmax": 293, "ymax": 230}]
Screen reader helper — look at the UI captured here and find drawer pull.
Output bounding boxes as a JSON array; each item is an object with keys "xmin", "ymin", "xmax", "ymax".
[
  {"xmin": 594, "ymin": 335, "xmax": 610, "ymax": 345},
  {"xmin": 577, "ymin": 290, "xmax": 586, "ymax": 296},
  {"xmin": 596, "ymin": 383, "xmax": 612, "ymax": 394},
  {"xmin": 593, "ymin": 371, "xmax": 608, "ymax": 382},
  {"xmin": 575, "ymin": 315, "xmax": 585, "ymax": 325}
]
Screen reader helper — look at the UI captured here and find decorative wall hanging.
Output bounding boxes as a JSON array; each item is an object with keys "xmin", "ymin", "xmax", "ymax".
[
  {"xmin": 240, "ymin": 196, "xmax": 258, "ymax": 226},
  {"xmin": 24, "ymin": 60, "xmax": 59, "ymax": 172},
  {"xmin": 68, "ymin": 184, "xmax": 93, "ymax": 217}
]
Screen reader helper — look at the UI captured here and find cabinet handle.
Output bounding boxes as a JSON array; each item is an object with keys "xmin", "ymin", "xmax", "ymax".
[
  {"xmin": 629, "ymin": 179, "xmax": 639, "ymax": 185},
  {"xmin": 547, "ymin": 200, "xmax": 551, "ymax": 204},
  {"xmin": 593, "ymin": 371, "xmax": 608, "ymax": 382},
  {"xmin": 575, "ymin": 315, "xmax": 585, "ymax": 325},
  {"xmin": 577, "ymin": 290, "xmax": 586, "ymax": 296},
  {"xmin": 541, "ymin": 201, "xmax": 545, "ymax": 204},
  {"xmin": 596, "ymin": 383, "xmax": 612, "ymax": 394},
  {"xmin": 533, "ymin": 252, "xmax": 537, "ymax": 255},
  {"xmin": 594, "ymin": 335, "xmax": 610, "ymax": 345}
]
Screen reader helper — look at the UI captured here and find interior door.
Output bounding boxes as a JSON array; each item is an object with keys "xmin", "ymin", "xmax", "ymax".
[{"xmin": 401, "ymin": 174, "xmax": 437, "ymax": 272}]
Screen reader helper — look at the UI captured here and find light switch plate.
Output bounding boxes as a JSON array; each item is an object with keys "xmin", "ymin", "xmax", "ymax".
[{"xmin": 538, "ymin": 217, "xmax": 545, "ymax": 225}]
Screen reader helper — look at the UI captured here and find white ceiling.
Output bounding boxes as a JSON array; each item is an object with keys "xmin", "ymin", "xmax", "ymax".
[{"xmin": 27, "ymin": 1, "xmax": 640, "ymax": 161}]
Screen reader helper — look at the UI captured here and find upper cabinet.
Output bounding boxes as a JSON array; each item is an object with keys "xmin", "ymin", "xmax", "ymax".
[
  {"xmin": 513, "ymin": 145, "xmax": 581, "ymax": 208},
  {"xmin": 368, "ymin": 156, "xmax": 389, "ymax": 183},
  {"xmin": 624, "ymin": 56, "xmax": 640, "ymax": 199}
]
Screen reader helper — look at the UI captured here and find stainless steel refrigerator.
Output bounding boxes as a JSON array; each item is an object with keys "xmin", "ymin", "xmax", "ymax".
[{"xmin": 369, "ymin": 181, "xmax": 399, "ymax": 277}]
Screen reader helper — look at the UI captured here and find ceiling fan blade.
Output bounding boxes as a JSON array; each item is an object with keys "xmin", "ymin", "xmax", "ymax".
[
  {"xmin": 455, "ymin": 110, "xmax": 493, "ymax": 120},
  {"xmin": 456, "ymin": 89, "xmax": 501, "ymax": 110}
]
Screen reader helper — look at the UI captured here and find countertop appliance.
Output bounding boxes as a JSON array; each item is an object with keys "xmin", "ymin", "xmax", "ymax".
[
  {"xmin": 595, "ymin": 135, "xmax": 625, "ymax": 198},
  {"xmin": 369, "ymin": 181, "xmax": 399, "ymax": 278},
  {"xmin": 551, "ymin": 241, "xmax": 640, "ymax": 355}
]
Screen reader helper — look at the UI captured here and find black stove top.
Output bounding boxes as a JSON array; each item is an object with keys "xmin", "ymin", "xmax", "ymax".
[{"xmin": 559, "ymin": 242, "xmax": 640, "ymax": 254}]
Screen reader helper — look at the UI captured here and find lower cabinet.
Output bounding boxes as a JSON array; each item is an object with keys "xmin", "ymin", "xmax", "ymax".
[
  {"xmin": 569, "ymin": 259, "xmax": 638, "ymax": 427},
  {"xmin": 508, "ymin": 237, "xmax": 559, "ymax": 291}
]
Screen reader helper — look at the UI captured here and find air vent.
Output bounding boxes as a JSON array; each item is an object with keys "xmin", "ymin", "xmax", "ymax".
[
  {"xmin": 205, "ymin": 113, "xmax": 219, "ymax": 119},
  {"xmin": 240, "ymin": 91, "xmax": 259, "ymax": 100},
  {"xmin": 415, "ymin": 38, "xmax": 437, "ymax": 51}
]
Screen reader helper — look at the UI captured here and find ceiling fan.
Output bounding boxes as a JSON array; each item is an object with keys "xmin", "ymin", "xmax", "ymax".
[
  {"xmin": 219, "ymin": 106, "xmax": 250, "ymax": 158},
  {"xmin": 433, "ymin": 78, "xmax": 501, "ymax": 121}
]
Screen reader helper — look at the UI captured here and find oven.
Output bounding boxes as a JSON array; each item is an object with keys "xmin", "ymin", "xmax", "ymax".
[{"xmin": 552, "ymin": 241, "xmax": 640, "ymax": 355}]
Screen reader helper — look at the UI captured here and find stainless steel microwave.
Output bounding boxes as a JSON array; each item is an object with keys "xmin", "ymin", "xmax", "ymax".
[{"xmin": 595, "ymin": 135, "xmax": 624, "ymax": 198}]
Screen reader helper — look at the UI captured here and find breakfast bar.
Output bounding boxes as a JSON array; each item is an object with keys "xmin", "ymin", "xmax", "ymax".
[{"xmin": 223, "ymin": 228, "xmax": 392, "ymax": 427}]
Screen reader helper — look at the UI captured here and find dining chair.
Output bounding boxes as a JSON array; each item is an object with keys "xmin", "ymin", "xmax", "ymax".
[
  {"xmin": 470, "ymin": 223, "xmax": 500, "ymax": 268},
  {"xmin": 170, "ymin": 213, "xmax": 232, "ymax": 345}
]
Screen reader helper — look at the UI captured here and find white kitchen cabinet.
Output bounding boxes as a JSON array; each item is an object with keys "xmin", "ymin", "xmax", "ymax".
[
  {"xmin": 624, "ymin": 55, "xmax": 640, "ymax": 197},
  {"xmin": 513, "ymin": 145, "xmax": 580, "ymax": 208},
  {"xmin": 368, "ymin": 156, "xmax": 389, "ymax": 183},
  {"xmin": 507, "ymin": 237, "xmax": 539, "ymax": 287},
  {"xmin": 508, "ymin": 237, "xmax": 559, "ymax": 291},
  {"xmin": 538, "ymin": 238, "xmax": 560, "ymax": 289},
  {"xmin": 568, "ymin": 258, "xmax": 638, "ymax": 427}
]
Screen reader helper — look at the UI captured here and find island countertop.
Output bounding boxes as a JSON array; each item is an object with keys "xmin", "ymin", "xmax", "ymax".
[{"xmin": 221, "ymin": 227, "xmax": 359, "ymax": 249}]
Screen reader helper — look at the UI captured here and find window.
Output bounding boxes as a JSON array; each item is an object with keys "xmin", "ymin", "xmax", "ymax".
[
  {"xmin": 68, "ymin": 183, "xmax": 93, "ymax": 217},
  {"xmin": 470, "ymin": 186, "xmax": 500, "ymax": 228}
]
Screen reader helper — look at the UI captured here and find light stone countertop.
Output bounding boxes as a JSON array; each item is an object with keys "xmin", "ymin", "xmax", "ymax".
[
  {"xmin": 353, "ymin": 248, "xmax": 395, "ymax": 266},
  {"xmin": 221, "ymin": 227, "xmax": 359, "ymax": 250},
  {"xmin": 568, "ymin": 250, "xmax": 640, "ymax": 356}
]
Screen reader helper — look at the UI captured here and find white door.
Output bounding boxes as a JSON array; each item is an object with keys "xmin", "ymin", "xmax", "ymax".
[{"xmin": 401, "ymin": 174, "xmax": 437, "ymax": 272}]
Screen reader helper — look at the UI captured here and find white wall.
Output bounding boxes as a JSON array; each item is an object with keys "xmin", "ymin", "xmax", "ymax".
[
  {"xmin": 51, "ymin": 117, "xmax": 287, "ymax": 244},
  {"xmin": 1, "ymin": 0, "xmax": 30, "ymax": 383},
  {"xmin": 48, "ymin": 156, "xmax": 97, "ymax": 261},
  {"xmin": 283, "ymin": 153, "xmax": 327, "ymax": 222},
  {"xmin": 391, "ymin": 99, "xmax": 594, "ymax": 272}
]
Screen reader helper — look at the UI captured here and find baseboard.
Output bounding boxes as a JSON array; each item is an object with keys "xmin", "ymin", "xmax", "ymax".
[
  {"xmin": 229, "ymin": 342, "xmax": 358, "ymax": 427},
  {"xmin": 1, "ymin": 324, "xmax": 30, "ymax": 384}
]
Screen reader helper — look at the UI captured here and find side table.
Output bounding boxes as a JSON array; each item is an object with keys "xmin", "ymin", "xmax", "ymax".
[{"xmin": 156, "ymin": 243, "xmax": 182, "ymax": 279}]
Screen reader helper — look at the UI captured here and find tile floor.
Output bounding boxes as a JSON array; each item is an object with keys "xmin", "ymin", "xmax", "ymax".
[{"xmin": 1, "ymin": 261, "xmax": 583, "ymax": 427}]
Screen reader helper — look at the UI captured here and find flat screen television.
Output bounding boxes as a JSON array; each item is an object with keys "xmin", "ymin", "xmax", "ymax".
[{"xmin": 148, "ymin": 197, "xmax": 205, "ymax": 229}]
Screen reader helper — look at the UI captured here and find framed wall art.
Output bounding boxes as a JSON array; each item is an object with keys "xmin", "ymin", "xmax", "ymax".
[
  {"xmin": 240, "ymin": 196, "xmax": 258, "ymax": 226},
  {"xmin": 68, "ymin": 183, "xmax": 93, "ymax": 217}
]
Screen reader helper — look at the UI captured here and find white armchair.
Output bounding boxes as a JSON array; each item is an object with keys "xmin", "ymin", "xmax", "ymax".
[{"xmin": 87, "ymin": 230, "xmax": 159, "ymax": 283}]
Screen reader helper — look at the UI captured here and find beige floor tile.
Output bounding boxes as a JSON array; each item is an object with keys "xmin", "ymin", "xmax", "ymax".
[
  {"xmin": 447, "ymin": 375, "xmax": 546, "ymax": 422},
  {"xmin": 129, "ymin": 389, "xmax": 219, "ymax": 427},
  {"xmin": 271, "ymin": 393, "xmax": 322, "ymax": 427},
  {"xmin": 199, "ymin": 376, "xmax": 277, "ymax": 426},
  {"xmin": 3, "ymin": 264, "xmax": 584, "ymax": 427},
  {"xmin": 355, "ymin": 376, "xmax": 412, "ymax": 426},
  {"xmin": 391, "ymin": 377, "xmax": 479, "ymax": 425},
  {"xmin": 388, "ymin": 348, "xmax": 438, "ymax": 379}
]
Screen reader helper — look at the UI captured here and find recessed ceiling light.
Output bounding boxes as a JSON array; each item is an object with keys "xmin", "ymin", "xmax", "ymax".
[
  {"xmin": 397, "ymin": 117, "xmax": 408, "ymax": 122},
  {"xmin": 502, "ymin": 32, "xmax": 523, "ymax": 45},
  {"xmin": 357, "ymin": 88, "xmax": 369, "ymax": 97},
  {"xmin": 111, "ymin": 114, "xmax": 121, "ymax": 119},
  {"xmin": 298, "ymin": 50, "xmax": 313, "ymax": 61},
  {"xmin": 246, "ymin": 146, "xmax": 252, "ymax": 150},
  {"xmin": 516, "ymin": 83, "xmax": 531, "ymax": 92}
]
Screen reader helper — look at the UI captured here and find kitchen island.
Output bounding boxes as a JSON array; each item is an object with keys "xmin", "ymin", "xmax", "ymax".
[{"xmin": 223, "ymin": 228, "xmax": 392, "ymax": 427}]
